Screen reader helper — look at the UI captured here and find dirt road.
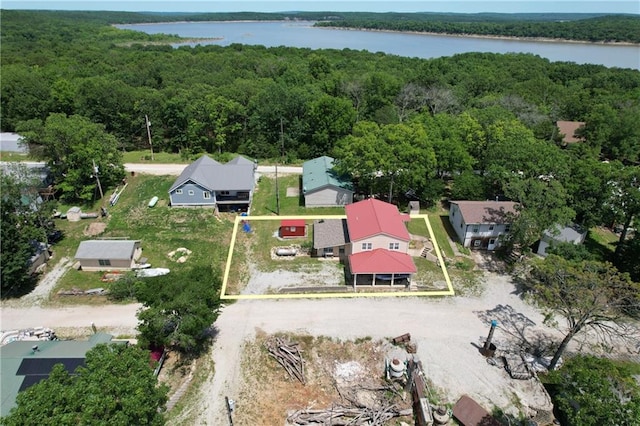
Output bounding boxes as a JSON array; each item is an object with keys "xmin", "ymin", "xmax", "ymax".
[
  {"xmin": 1, "ymin": 304, "xmax": 141, "ymax": 332},
  {"xmin": 125, "ymin": 163, "xmax": 302, "ymax": 176},
  {"xmin": 191, "ymin": 272, "xmax": 562, "ymax": 425}
]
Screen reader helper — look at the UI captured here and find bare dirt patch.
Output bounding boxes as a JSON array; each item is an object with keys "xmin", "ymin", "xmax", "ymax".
[
  {"xmin": 234, "ymin": 331, "xmax": 413, "ymax": 425},
  {"xmin": 242, "ymin": 261, "xmax": 345, "ymax": 295},
  {"xmin": 84, "ymin": 221, "xmax": 107, "ymax": 236}
]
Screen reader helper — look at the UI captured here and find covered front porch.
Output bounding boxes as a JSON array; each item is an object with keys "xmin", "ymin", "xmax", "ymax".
[{"xmin": 348, "ymin": 249, "xmax": 417, "ymax": 289}]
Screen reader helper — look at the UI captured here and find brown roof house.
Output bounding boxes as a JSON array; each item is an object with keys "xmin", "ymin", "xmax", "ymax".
[
  {"xmin": 449, "ymin": 201, "xmax": 518, "ymax": 250},
  {"xmin": 74, "ymin": 240, "xmax": 142, "ymax": 271},
  {"xmin": 556, "ymin": 121, "xmax": 585, "ymax": 145}
]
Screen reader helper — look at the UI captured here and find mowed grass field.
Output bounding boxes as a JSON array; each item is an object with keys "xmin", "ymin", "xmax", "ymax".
[
  {"xmin": 50, "ymin": 174, "xmax": 235, "ymax": 303},
  {"xmin": 47, "ymin": 172, "xmax": 477, "ymax": 303}
]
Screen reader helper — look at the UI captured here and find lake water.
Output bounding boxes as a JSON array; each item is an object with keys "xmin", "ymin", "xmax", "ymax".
[{"xmin": 116, "ymin": 21, "xmax": 640, "ymax": 70}]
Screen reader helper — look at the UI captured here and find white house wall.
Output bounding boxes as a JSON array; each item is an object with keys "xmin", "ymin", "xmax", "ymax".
[
  {"xmin": 463, "ymin": 223, "xmax": 510, "ymax": 249},
  {"xmin": 351, "ymin": 234, "xmax": 408, "ymax": 255},
  {"xmin": 449, "ymin": 204, "xmax": 509, "ymax": 250},
  {"xmin": 305, "ymin": 187, "xmax": 353, "ymax": 207},
  {"xmin": 449, "ymin": 204, "xmax": 467, "ymax": 244}
]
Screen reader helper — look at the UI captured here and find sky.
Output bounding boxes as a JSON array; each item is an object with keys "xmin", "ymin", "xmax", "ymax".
[{"xmin": 2, "ymin": 1, "xmax": 639, "ymax": 14}]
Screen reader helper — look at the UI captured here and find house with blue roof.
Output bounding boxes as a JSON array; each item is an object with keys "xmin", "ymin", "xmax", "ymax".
[
  {"xmin": 302, "ymin": 156, "xmax": 354, "ymax": 207},
  {"xmin": 168, "ymin": 155, "xmax": 256, "ymax": 212}
]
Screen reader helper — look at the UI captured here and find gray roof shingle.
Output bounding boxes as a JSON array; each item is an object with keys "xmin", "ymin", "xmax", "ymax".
[
  {"xmin": 313, "ymin": 219, "xmax": 349, "ymax": 249},
  {"xmin": 74, "ymin": 240, "xmax": 139, "ymax": 260},
  {"xmin": 169, "ymin": 155, "xmax": 255, "ymax": 192}
]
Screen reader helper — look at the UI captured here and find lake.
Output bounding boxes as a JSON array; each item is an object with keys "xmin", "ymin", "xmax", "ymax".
[{"xmin": 116, "ymin": 21, "xmax": 640, "ymax": 70}]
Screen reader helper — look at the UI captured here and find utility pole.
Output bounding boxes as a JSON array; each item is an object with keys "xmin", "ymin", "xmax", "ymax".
[
  {"xmin": 145, "ymin": 114, "xmax": 154, "ymax": 161},
  {"xmin": 275, "ymin": 118, "xmax": 285, "ymax": 216},
  {"xmin": 92, "ymin": 159, "xmax": 104, "ymax": 200}
]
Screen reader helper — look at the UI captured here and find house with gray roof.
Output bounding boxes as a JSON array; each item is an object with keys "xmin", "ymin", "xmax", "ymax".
[
  {"xmin": 168, "ymin": 155, "xmax": 256, "ymax": 212},
  {"xmin": 0, "ymin": 332, "xmax": 116, "ymax": 417},
  {"xmin": 302, "ymin": 156, "xmax": 354, "ymax": 207},
  {"xmin": 312, "ymin": 219, "xmax": 349, "ymax": 259},
  {"xmin": 449, "ymin": 201, "xmax": 518, "ymax": 250},
  {"xmin": 74, "ymin": 240, "xmax": 141, "ymax": 271},
  {"xmin": 536, "ymin": 224, "xmax": 587, "ymax": 257}
]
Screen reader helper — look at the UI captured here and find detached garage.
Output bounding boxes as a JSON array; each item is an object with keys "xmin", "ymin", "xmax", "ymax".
[
  {"xmin": 279, "ymin": 219, "xmax": 306, "ymax": 238},
  {"xmin": 74, "ymin": 240, "xmax": 142, "ymax": 271}
]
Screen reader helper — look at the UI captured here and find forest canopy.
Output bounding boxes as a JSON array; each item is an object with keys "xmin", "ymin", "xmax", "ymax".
[{"xmin": 1, "ymin": 10, "xmax": 639, "ymax": 244}]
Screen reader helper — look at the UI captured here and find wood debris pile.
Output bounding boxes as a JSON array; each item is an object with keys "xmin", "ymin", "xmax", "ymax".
[
  {"xmin": 287, "ymin": 405, "xmax": 411, "ymax": 425},
  {"xmin": 265, "ymin": 337, "xmax": 305, "ymax": 384}
]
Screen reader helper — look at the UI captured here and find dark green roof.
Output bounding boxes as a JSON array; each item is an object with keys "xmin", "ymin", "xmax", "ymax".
[
  {"xmin": 0, "ymin": 333, "xmax": 114, "ymax": 417},
  {"xmin": 302, "ymin": 156, "xmax": 353, "ymax": 194}
]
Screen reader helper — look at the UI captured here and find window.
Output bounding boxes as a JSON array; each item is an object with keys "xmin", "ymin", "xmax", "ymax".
[
  {"xmin": 472, "ymin": 227, "xmax": 479, "ymax": 233},
  {"xmin": 452, "ymin": 211, "xmax": 455, "ymax": 217},
  {"xmin": 473, "ymin": 240, "xmax": 481, "ymax": 247},
  {"xmin": 176, "ymin": 189, "xmax": 183, "ymax": 195},
  {"xmin": 361, "ymin": 242, "xmax": 372, "ymax": 250},
  {"xmin": 489, "ymin": 239, "xmax": 496, "ymax": 245},
  {"xmin": 489, "ymin": 225, "xmax": 494, "ymax": 231},
  {"xmin": 290, "ymin": 226, "xmax": 296, "ymax": 232},
  {"xmin": 188, "ymin": 190, "xmax": 195, "ymax": 196},
  {"xmin": 505, "ymin": 224, "xmax": 511, "ymax": 233},
  {"xmin": 323, "ymin": 247, "xmax": 334, "ymax": 255},
  {"xmin": 203, "ymin": 191, "xmax": 211, "ymax": 199},
  {"xmin": 220, "ymin": 190, "xmax": 230, "ymax": 195},
  {"xmin": 98, "ymin": 259, "xmax": 111, "ymax": 266},
  {"xmin": 389, "ymin": 242, "xmax": 400, "ymax": 250}
]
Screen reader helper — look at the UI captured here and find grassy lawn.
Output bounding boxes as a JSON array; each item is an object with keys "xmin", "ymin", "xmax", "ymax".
[
  {"xmin": 251, "ymin": 175, "xmax": 345, "ymax": 216},
  {"xmin": 429, "ymin": 214, "xmax": 456, "ymax": 258},
  {"xmin": 50, "ymin": 174, "xmax": 235, "ymax": 303},
  {"xmin": 47, "ymin": 171, "xmax": 464, "ymax": 302},
  {"xmin": 584, "ymin": 226, "xmax": 619, "ymax": 262},
  {"xmin": 121, "ymin": 150, "xmax": 188, "ymax": 164}
]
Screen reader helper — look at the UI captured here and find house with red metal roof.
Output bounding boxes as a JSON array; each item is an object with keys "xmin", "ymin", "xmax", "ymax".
[
  {"xmin": 449, "ymin": 201, "xmax": 518, "ymax": 250},
  {"xmin": 344, "ymin": 199, "xmax": 416, "ymax": 287}
]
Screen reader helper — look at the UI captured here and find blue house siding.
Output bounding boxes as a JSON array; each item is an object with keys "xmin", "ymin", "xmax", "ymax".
[
  {"xmin": 169, "ymin": 155, "xmax": 256, "ymax": 209},
  {"xmin": 169, "ymin": 181, "xmax": 217, "ymax": 207}
]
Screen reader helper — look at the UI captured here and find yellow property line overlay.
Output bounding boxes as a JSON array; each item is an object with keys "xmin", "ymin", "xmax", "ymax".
[{"xmin": 220, "ymin": 214, "xmax": 455, "ymax": 300}]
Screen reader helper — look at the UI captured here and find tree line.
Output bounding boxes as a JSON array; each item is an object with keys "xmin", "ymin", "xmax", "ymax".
[
  {"xmin": 1, "ymin": 11, "xmax": 638, "ymax": 424},
  {"xmin": 317, "ymin": 15, "xmax": 640, "ymax": 43},
  {"xmin": 1, "ymin": 11, "xmax": 639, "ymax": 268}
]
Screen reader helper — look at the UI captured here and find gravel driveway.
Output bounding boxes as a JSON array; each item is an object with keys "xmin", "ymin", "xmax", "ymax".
[{"xmin": 189, "ymin": 271, "xmax": 563, "ymax": 425}]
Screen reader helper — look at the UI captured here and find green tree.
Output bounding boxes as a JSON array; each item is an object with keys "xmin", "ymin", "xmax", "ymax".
[
  {"xmin": 136, "ymin": 265, "xmax": 221, "ymax": 357},
  {"xmin": 503, "ymin": 177, "xmax": 575, "ymax": 250},
  {"xmin": 450, "ymin": 171, "xmax": 486, "ymax": 201},
  {"xmin": 334, "ymin": 120, "xmax": 437, "ymax": 202},
  {"xmin": 306, "ymin": 94, "xmax": 356, "ymax": 158},
  {"xmin": 187, "ymin": 94, "xmax": 245, "ymax": 154},
  {"xmin": 529, "ymin": 255, "xmax": 640, "ymax": 371},
  {"xmin": 16, "ymin": 113, "xmax": 125, "ymax": 203},
  {"xmin": 0, "ymin": 165, "xmax": 58, "ymax": 297},
  {"xmin": 606, "ymin": 165, "xmax": 640, "ymax": 258},
  {"xmin": 615, "ymin": 234, "xmax": 640, "ymax": 283},
  {"xmin": 2, "ymin": 344, "xmax": 168, "ymax": 425},
  {"xmin": 564, "ymin": 150, "xmax": 612, "ymax": 228},
  {"xmin": 0, "ymin": 174, "xmax": 38, "ymax": 297},
  {"xmin": 548, "ymin": 355, "xmax": 640, "ymax": 426}
]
